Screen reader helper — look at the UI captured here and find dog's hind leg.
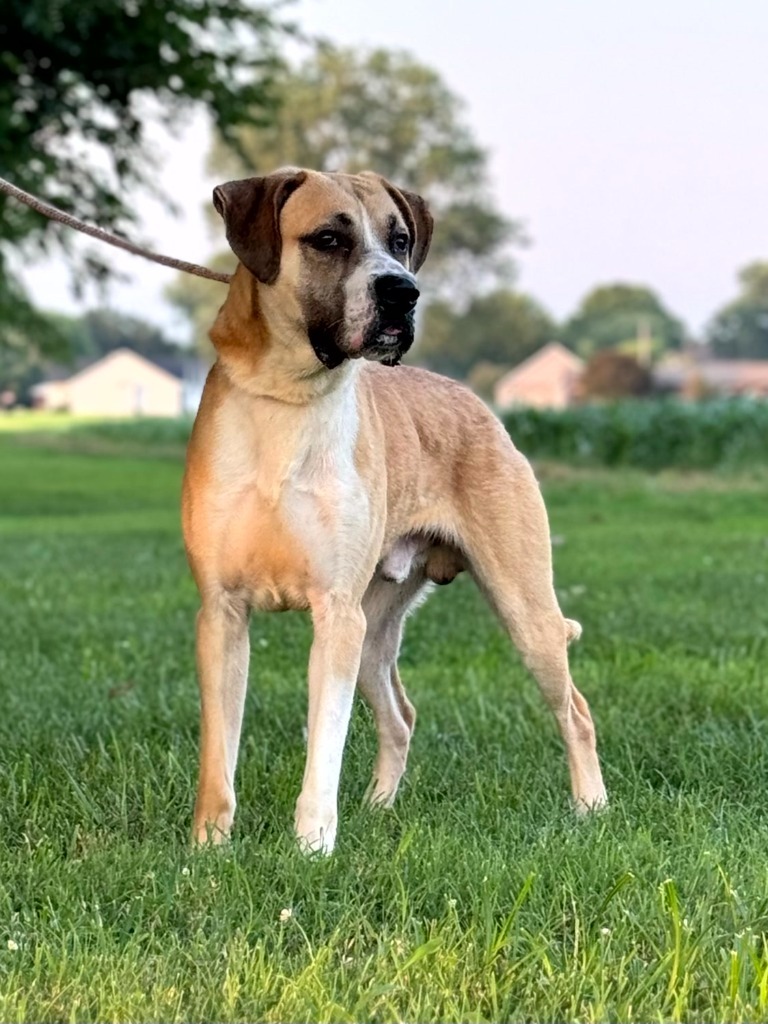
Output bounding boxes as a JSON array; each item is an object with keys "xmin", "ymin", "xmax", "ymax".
[
  {"xmin": 192, "ymin": 589, "xmax": 250, "ymax": 844},
  {"xmin": 357, "ymin": 572, "xmax": 427, "ymax": 807},
  {"xmin": 461, "ymin": 453, "xmax": 607, "ymax": 812}
]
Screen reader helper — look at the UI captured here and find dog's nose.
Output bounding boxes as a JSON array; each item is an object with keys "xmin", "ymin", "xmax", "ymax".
[{"xmin": 374, "ymin": 274, "xmax": 420, "ymax": 312}]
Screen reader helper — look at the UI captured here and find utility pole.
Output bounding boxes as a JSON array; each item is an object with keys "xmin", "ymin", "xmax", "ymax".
[{"xmin": 636, "ymin": 316, "xmax": 653, "ymax": 366}]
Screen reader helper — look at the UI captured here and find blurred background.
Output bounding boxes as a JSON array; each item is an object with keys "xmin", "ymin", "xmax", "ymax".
[{"xmin": 1, "ymin": 0, "xmax": 767, "ymax": 461}]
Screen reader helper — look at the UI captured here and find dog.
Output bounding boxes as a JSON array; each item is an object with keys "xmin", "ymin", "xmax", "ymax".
[{"xmin": 182, "ymin": 168, "xmax": 607, "ymax": 853}]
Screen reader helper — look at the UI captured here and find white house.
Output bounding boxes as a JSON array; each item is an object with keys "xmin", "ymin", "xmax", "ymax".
[{"xmin": 32, "ymin": 348, "xmax": 203, "ymax": 417}]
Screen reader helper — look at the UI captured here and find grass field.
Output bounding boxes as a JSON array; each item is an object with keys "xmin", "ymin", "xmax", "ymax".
[{"xmin": 1, "ymin": 420, "xmax": 767, "ymax": 1022}]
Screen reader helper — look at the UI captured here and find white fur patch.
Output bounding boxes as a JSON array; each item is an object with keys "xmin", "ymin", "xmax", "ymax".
[{"xmin": 342, "ymin": 207, "xmax": 410, "ymax": 351}]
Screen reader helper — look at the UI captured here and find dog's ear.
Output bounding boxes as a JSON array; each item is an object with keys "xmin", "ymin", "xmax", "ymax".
[
  {"xmin": 212, "ymin": 171, "xmax": 307, "ymax": 284},
  {"xmin": 380, "ymin": 179, "xmax": 434, "ymax": 273}
]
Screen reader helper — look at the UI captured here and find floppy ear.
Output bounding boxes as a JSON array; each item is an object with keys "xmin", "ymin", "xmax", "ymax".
[
  {"xmin": 212, "ymin": 170, "xmax": 307, "ymax": 284},
  {"xmin": 381, "ymin": 180, "xmax": 434, "ymax": 273}
]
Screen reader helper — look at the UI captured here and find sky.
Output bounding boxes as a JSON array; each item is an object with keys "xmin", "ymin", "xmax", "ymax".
[{"xmin": 18, "ymin": 0, "xmax": 768, "ymax": 340}]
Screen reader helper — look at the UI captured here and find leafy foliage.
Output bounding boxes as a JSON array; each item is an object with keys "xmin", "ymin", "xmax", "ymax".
[
  {"xmin": 0, "ymin": 0, "xmax": 292, "ymax": 351},
  {"xmin": 164, "ymin": 252, "xmax": 234, "ymax": 354},
  {"xmin": 415, "ymin": 289, "xmax": 556, "ymax": 379},
  {"xmin": 206, "ymin": 43, "xmax": 521, "ymax": 301},
  {"xmin": 579, "ymin": 350, "xmax": 652, "ymax": 400},
  {"xmin": 503, "ymin": 397, "xmax": 768, "ymax": 469},
  {"xmin": 75, "ymin": 308, "xmax": 184, "ymax": 364},
  {"xmin": 0, "ymin": 284, "xmax": 71, "ymax": 402},
  {"xmin": 17, "ymin": 390, "xmax": 768, "ymax": 473},
  {"xmin": 563, "ymin": 283, "xmax": 686, "ymax": 357},
  {"xmin": 0, "ymin": 306, "xmax": 186, "ymax": 400},
  {"xmin": 706, "ymin": 261, "xmax": 768, "ymax": 358}
]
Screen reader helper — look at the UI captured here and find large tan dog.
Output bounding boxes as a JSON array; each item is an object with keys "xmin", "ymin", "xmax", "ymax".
[{"xmin": 182, "ymin": 168, "xmax": 607, "ymax": 853}]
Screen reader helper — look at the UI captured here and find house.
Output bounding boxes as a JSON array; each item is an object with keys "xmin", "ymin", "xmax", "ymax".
[
  {"xmin": 654, "ymin": 354, "xmax": 768, "ymax": 398},
  {"xmin": 493, "ymin": 342, "xmax": 584, "ymax": 411},
  {"xmin": 32, "ymin": 348, "xmax": 208, "ymax": 417}
]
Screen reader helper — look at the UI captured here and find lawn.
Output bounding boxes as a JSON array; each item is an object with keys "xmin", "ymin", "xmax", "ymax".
[{"xmin": 0, "ymin": 422, "xmax": 767, "ymax": 1022}]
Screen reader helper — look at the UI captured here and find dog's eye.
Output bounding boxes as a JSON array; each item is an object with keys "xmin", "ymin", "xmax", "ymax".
[
  {"xmin": 311, "ymin": 231, "xmax": 342, "ymax": 252},
  {"xmin": 392, "ymin": 233, "xmax": 409, "ymax": 255}
]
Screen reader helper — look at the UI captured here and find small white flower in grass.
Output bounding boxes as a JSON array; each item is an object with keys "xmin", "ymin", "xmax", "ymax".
[
  {"xmin": 181, "ymin": 866, "xmax": 190, "ymax": 876},
  {"xmin": 7, "ymin": 939, "xmax": 18, "ymax": 951},
  {"xmin": 279, "ymin": 907, "xmax": 293, "ymax": 922},
  {"xmin": 600, "ymin": 927, "xmax": 611, "ymax": 937}
]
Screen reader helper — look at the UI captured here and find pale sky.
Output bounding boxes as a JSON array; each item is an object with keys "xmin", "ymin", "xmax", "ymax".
[{"xmin": 19, "ymin": 0, "xmax": 768, "ymax": 340}]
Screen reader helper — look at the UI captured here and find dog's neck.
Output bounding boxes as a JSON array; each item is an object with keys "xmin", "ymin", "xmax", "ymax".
[{"xmin": 210, "ymin": 265, "xmax": 356, "ymax": 406}]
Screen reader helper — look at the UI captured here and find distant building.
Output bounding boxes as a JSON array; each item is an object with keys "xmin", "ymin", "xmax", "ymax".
[
  {"xmin": 655, "ymin": 354, "xmax": 768, "ymax": 398},
  {"xmin": 493, "ymin": 342, "xmax": 584, "ymax": 411},
  {"xmin": 32, "ymin": 348, "xmax": 208, "ymax": 417}
]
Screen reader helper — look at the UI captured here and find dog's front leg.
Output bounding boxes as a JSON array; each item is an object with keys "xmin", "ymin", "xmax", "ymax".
[
  {"xmin": 294, "ymin": 595, "xmax": 367, "ymax": 854},
  {"xmin": 192, "ymin": 591, "xmax": 250, "ymax": 844}
]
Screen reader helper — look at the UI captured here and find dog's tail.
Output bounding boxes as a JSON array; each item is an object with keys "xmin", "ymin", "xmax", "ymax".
[{"xmin": 565, "ymin": 618, "xmax": 582, "ymax": 645}]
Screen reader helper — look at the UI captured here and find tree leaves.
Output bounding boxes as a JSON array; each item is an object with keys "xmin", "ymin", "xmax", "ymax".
[
  {"xmin": 706, "ymin": 262, "xmax": 768, "ymax": 359},
  {"xmin": 0, "ymin": 0, "xmax": 292, "ymax": 362},
  {"xmin": 416, "ymin": 290, "xmax": 556, "ymax": 379},
  {"xmin": 206, "ymin": 43, "xmax": 522, "ymax": 301},
  {"xmin": 563, "ymin": 284, "xmax": 686, "ymax": 357}
]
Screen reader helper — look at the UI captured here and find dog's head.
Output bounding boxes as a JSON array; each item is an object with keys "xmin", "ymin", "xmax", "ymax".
[{"xmin": 213, "ymin": 168, "xmax": 433, "ymax": 368}]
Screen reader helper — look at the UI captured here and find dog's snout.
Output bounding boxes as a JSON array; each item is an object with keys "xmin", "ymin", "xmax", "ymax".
[{"xmin": 374, "ymin": 274, "xmax": 420, "ymax": 312}]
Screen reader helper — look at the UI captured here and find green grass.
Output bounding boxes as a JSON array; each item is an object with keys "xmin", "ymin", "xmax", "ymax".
[{"xmin": 1, "ymin": 426, "xmax": 767, "ymax": 1023}]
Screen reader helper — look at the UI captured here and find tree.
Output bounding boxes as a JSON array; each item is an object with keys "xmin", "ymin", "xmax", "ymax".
[
  {"xmin": 706, "ymin": 261, "xmax": 768, "ymax": 359},
  {"xmin": 0, "ymin": 306, "xmax": 185, "ymax": 401},
  {"xmin": 415, "ymin": 289, "xmax": 556, "ymax": 380},
  {"xmin": 579, "ymin": 350, "xmax": 652, "ymax": 400},
  {"xmin": 78, "ymin": 309, "xmax": 184, "ymax": 364},
  {"xmin": 563, "ymin": 284, "xmax": 686, "ymax": 357},
  {"xmin": 465, "ymin": 360, "xmax": 510, "ymax": 402},
  {"xmin": 168, "ymin": 44, "xmax": 522, "ymax": 352},
  {"xmin": 0, "ymin": 0, "xmax": 292, "ymax": 353},
  {"xmin": 206, "ymin": 43, "xmax": 521, "ymax": 302},
  {"xmin": 164, "ymin": 253, "xmax": 236, "ymax": 354}
]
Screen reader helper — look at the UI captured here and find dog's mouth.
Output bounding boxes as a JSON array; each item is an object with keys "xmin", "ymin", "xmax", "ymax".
[
  {"xmin": 308, "ymin": 312, "xmax": 415, "ymax": 370},
  {"xmin": 360, "ymin": 313, "xmax": 415, "ymax": 366}
]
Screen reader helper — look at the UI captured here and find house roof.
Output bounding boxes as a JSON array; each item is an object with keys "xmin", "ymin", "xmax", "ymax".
[
  {"xmin": 69, "ymin": 348, "xmax": 182, "ymax": 386},
  {"xmin": 655, "ymin": 356, "xmax": 768, "ymax": 393},
  {"xmin": 498, "ymin": 342, "xmax": 584, "ymax": 382},
  {"xmin": 493, "ymin": 342, "xmax": 584, "ymax": 404},
  {"xmin": 32, "ymin": 348, "xmax": 201, "ymax": 394}
]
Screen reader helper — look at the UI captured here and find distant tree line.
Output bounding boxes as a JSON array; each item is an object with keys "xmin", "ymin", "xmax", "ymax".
[
  {"xmin": 1, "ymin": 13, "xmax": 766, "ymax": 403},
  {"xmin": 0, "ymin": 308, "xmax": 187, "ymax": 402},
  {"xmin": 433, "ymin": 266, "xmax": 768, "ymax": 399}
]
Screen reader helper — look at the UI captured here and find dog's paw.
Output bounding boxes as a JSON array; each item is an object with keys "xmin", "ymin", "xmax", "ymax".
[
  {"xmin": 573, "ymin": 788, "xmax": 608, "ymax": 815},
  {"xmin": 192, "ymin": 794, "xmax": 235, "ymax": 847},
  {"xmin": 294, "ymin": 797, "xmax": 337, "ymax": 855},
  {"xmin": 192, "ymin": 818, "xmax": 232, "ymax": 847},
  {"xmin": 363, "ymin": 773, "xmax": 401, "ymax": 810}
]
